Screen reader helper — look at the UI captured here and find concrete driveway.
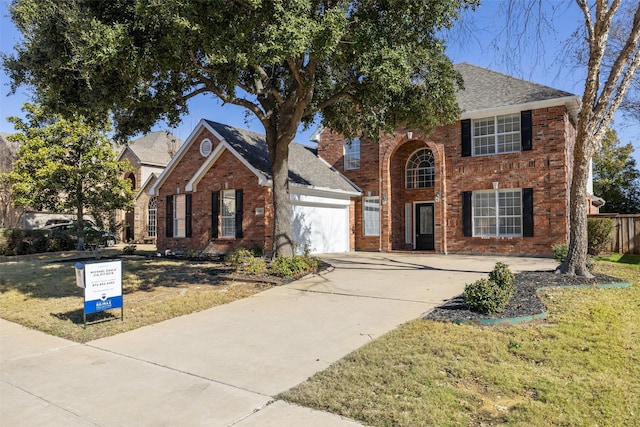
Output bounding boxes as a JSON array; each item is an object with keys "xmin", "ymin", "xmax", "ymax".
[{"xmin": 1, "ymin": 252, "xmax": 557, "ymax": 426}]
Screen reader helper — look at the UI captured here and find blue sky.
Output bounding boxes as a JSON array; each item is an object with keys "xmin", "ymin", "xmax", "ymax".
[{"xmin": 1, "ymin": 1, "xmax": 638, "ymax": 165}]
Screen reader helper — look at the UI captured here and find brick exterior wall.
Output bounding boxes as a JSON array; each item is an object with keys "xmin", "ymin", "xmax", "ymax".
[
  {"xmin": 317, "ymin": 106, "xmax": 573, "ymax": 256},
  {"xmin": 155, "ymin": 129, "xmax": 272, "ymax": 254}
]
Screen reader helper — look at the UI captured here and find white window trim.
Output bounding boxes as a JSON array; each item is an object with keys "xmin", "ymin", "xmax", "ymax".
[
  {"xmin": 363, "ymin": 196, "xmax": 380, "ymax": 236},
  {"xmin": 173, "ymin": 194, "xmax": 186, "ymax": 238},
  {"xmin": 472, "ymin": 189, "xmax": 523, "ymax": 238},
  {"xmin": 199, "ymin": 138, "xmax": 212, "ymax": 157},
  {"xmin": 344, "ymin": 137, "xmax": 360, "ymax": 170},
  {"xmin": 220, "ymin": 189, "xmax": 236, "ymax": 238},
  {"xmin": 472, "ymin": 113, "xmax": 521, "ymax": 156},
  {"xmin": 405, "ymin": 148, "xmax": 435, "ymax": 189},
  {"xmin": 405, "ymin": 203, "xmax": 412, "ymax": 244},
  {"xmin": 148, "ymin": 196, "xmax": 157, "ymax": 238}
]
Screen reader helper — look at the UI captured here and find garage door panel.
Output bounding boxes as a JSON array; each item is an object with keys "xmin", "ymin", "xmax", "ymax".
[{"xmin": 291, "ymin": 204, "xmax": 349, "ymax": 254}]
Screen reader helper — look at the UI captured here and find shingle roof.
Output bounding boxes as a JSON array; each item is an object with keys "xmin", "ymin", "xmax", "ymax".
[
  {"xmin": 124, "ymin": 131, "xmax": 184, "ymax": 166},
  {"xmin": 454, "ymin": 63, "xmax": 576, "ymax": 113},
  {"xmin": 205, "ymin": 120, "xmax": 359, "ymax": 193}
]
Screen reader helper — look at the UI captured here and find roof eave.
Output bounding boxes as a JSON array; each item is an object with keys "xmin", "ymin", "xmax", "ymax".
[{"xmin": 459, "ymin": 95, "xmax": 582, "ymax": 120}]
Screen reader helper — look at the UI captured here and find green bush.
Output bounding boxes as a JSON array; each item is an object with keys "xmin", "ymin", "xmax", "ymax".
[
  {"xmin": 245, "ymin": 257, "xmax": 268, "ymax": 275},
  {"xmin": 225, "ymin": 247, "xmax": 256, "ymax": 268},
  {"xmin": 552, "ymin": 243, "xmax": 569, "ymax": 262},
  {"xmin": 122, "ymin": 244, "xmax": 137, "ymax": 255},
  {"xmin": 0, "ymin": 228, "xmax": 75, "ymax": 255},
  {"xmin": 587, "ymin": 217, "xmax": 613, "ymax": 255},
  {"xmin": 268, "ymin": 254, "xmax": 319, "ymax": 278},
  {"xmin": 488, "ymin": 262, "xmax": 515, "ymax": 288},
  {"xmin": 463, "ymin": 278, "xmax": 513, "ymax": 314}
]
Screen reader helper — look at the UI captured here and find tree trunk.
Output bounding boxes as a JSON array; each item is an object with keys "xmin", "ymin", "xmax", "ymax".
[
  {"xmin": 558, "ymin": 131, "xmax": 594, "ymax": 277},
  {"xmin": 266, "ymin": 130, "xmax": 294, "ymax": 257}
]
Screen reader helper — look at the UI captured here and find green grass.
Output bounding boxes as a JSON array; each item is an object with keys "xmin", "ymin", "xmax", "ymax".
[
  {"xmin": 279, "ymin": 261, "xmax": 640, "ymax": 426},
  {"xmin": 597, "ymin": 252, "xmax": 640, "ymax": 266},
  {"xmin": 0, "ymin": 249, "xmax": 271, "ymax": 342}
]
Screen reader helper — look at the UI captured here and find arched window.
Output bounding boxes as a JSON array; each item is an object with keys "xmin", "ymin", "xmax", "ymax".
[
  {"xmin": 406, "ymin": 148, "xmax": 435, "ymax": 189},
  {"xmin": 148, "ymin": 197, "xmax": 157, "ymax": 237}
]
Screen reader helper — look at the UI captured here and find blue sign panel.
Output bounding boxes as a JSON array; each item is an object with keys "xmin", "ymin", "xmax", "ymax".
[{"xmin": 85, "ymin": 295, "xmax": 123, "ymax": 314}]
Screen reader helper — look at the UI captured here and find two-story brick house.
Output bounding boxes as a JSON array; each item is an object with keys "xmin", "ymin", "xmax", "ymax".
[
  {"xmin": 317, "ymin": 63, "xmax": 586, "ymax": 255},
  {"xmin": 151, "ymin": 63, "xmax": 598, "ymax": 256},
  {"xmin": 116, "ymin": 131, "xmax": 184, "ymax": 243}
]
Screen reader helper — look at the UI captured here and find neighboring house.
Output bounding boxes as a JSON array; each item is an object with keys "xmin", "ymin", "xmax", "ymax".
[
  {"xmin": 151, "ymin": 63, "xmax": 603, "ymax": 257},
  {"xmin": 116, "ymin": 131, "xmax": 184, "ymax": 242},
  {"xmin": 317, "ymin": 63, "xmax": 599, "ymax": 255},
  {"xmin": 149, "ymin": 120, "xmax": 360, "ymax": 255}
]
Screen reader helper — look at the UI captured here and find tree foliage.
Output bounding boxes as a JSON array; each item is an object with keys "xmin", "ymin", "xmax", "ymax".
[
  {"xmin": 4, "ymin": 103, "xmax": 134, "ymax": 240},
  {"xmin": 593, "ymin": 129, "xmax": 640, "ymax": 213},
  {"xmin": 3, "ymin": 0, "xmax": 477, "ymax": 255}
]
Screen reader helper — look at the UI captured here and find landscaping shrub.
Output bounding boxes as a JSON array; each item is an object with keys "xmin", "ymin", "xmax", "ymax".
[
  {"xmin": 225, "ymin": 247, "xmax": 256, "ymax": 268},
  {"xmin": 463, "ymin": 278, "xmax": 512, "ymax": 314},
  {"xmin": 268, "ymin": 254, "xmax": 319, "ymax": 278},
  {"xmin": 488, "ymin": 261, "xmax": 515, "ymax": 288},
  {"xmin": 552, "ymin": 243, "xmax": 569, "ymax": 262},
  {"xmin": 587, "ymin": 217, "xmax": 613, "ymax": 255},
  {"xmin": 0, "ymin": 228, "xmax": 76, "ymax": 255},
  {"xmin": 245, "ymin": 257, "xmax": 268, "ymax": 275},
  {"xmin": 122, "ymin": 244, "xmax": 137, "ymax": 255},
  {"xmin": 463, "ymin": 262, "xmax": 515, "ymax": 314}
]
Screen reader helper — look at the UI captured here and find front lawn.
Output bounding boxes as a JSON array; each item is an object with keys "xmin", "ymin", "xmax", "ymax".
[
  {"xmin": 280, "ymin": 261, "xmax": 640, "ymax": 426},
  {"xmin": 0, "ymin": 249, "xmax": 273, "ymax": 342}
]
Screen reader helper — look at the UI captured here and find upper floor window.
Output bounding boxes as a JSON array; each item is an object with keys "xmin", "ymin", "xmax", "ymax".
[
  {"xmin": 406, "ymin": 148, "xmax": 434, "ymax": 189},
  {"xmin": 473, "ymin": 113, "xmax": 521, "ymax": 156},
  {"xmin": 344, "ymin": 138, "xmax": 360, "ymax": 170}
]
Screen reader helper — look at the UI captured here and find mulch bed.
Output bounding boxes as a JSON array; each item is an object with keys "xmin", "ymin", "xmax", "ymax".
[{"xmin": 423, "ymin": 270, "xmax": 622, "ymax": 323}]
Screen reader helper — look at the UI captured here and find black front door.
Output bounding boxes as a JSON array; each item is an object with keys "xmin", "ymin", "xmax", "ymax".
[{"xmin": 415, "ymin": 203, "xmax": 434, "ymax": 250}]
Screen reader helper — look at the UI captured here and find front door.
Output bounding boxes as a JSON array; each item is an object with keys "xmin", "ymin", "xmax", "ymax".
[{"xmin": 415, "ymin": 203, "xmax": 434, "ymax": 250}]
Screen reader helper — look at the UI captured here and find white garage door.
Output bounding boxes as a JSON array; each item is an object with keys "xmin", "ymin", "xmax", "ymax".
[{"xmin": 291, "ymin": 201, "xmax": 350, "ymax": 254}]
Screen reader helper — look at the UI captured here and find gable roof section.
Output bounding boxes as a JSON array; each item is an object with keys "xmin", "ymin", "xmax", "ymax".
[
  {"xmin": 150, "ymin": 120, "xmax": 360, "ymax": 196},
  {"xmin": 119, "ymin": 131, "xmax": 184, "ymax": 167},
  {"xmin": 454, "ymin": 63, "xmax": 580, "ymax": 119}
]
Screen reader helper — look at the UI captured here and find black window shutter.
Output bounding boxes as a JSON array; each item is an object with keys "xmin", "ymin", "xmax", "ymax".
[
  {"xmin": 461, "ymin": 119, "xmax": 472, "ymax": 157},
  {"xmin": 166, "ymin": 195, "xmax": 173, "ymax": 238},
  {"xmin": 462, "ymin": 191, "xmax": 472, "ymax": 237},
  {"xmin": 522, "ymin": 188, "xmax": 534, "ymax": 237},
  {"xmin": 521, "ymin": 110, "xmax": 532, "ymax": 151},
  {"xmin": 235, "ymin": 189, "xmax": 243, "ymax": 238},
  {"xmin": 185, "ymin": 194, "xmax": 192, "ymax": 238},
  {"xmin": 211, "ymin": 191, "xmax": 219, "ymax": 239}
]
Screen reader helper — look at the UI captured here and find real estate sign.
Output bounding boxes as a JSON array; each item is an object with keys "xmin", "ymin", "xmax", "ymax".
[{"xmin": 82, "ymin": 260, "xmax": 123, "ymax": 315}]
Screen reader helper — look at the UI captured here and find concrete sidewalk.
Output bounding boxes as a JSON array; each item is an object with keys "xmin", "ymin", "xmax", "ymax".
[{"xmin": 1, "ymin": 253, "xmax": 557, "ymax": 426}]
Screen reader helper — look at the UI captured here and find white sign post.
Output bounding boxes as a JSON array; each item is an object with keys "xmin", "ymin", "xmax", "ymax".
[{"xmin": 76, "ymin": 260, "xmax": 123, "ymax": 326}]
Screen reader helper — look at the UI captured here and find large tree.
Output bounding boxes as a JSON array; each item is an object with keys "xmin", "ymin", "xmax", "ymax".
[
  {"xmin": 560, "ymin": 0, "xmax": 640, "ymax": 276},
  {"xmin": 593, "ymin": 129, "xmax": 640, "ymax": 213},
  {"xmin": 3, "ymin": 0, "xmax": 476, "ymax": 256},
  {"xmin": 475, "ymin": 0, "xmax": 640, "ymax": 276},
  {"xmin": 4, "ymin": 103, "xmax": 134, "ymax": 247}
]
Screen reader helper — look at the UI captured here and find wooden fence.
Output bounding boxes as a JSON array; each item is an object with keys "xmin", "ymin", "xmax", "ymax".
[{"xmin": 589, "ymin": 214, "xmax": 640, "ymax": 255}]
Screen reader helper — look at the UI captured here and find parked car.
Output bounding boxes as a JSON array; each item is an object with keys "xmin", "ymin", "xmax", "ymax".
[
  {"xmin": 44, "ymin": 218, "xmax": 74, "ymax": 227},
  {"xmin": 41, "ymin": 222, "xmax": 119, "ymax": 247}
]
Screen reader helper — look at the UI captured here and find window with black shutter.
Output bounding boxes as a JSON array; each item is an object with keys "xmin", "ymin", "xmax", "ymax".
[
  {"xmin": 211, "ymin": 191, "xmax": 219, "ymax": 238},
  {"xmin": 165, "ymin": 195, "xmax": 173, "ymax": 238}
]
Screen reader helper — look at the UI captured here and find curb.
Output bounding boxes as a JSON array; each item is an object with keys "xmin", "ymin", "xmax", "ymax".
[{"xmin": 454, "ymin": 282, "xmax": 633, "ymax": 326}]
